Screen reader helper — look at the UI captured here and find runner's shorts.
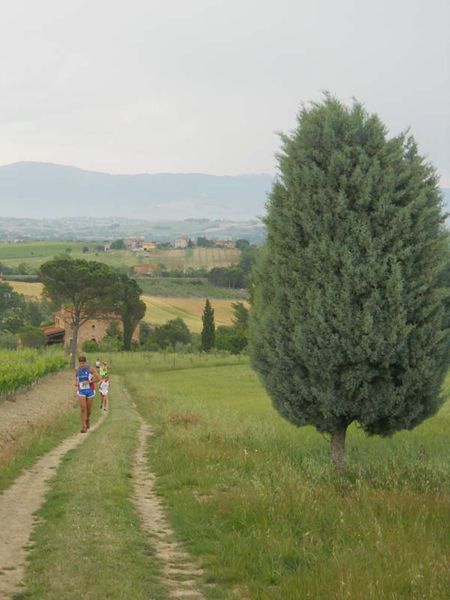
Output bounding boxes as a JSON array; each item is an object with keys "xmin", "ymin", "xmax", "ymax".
[{"xmin": 77, "ymin": 388, "xmax": 95, "ymax": 398}]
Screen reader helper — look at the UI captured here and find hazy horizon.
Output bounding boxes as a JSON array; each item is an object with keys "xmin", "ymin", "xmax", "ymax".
[
  {"xmin": 0, "ymin": 1, "xmax": 448, "ymax": 185},
  {"xmin": 0, "ymin": 159, "xmax": 273, "ymax": 178}
]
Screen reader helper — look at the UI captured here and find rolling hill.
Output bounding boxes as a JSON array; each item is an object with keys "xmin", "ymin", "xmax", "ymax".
[{"xmin": 0, "ymin": 162, "xmax": 272, "ymax": 221}]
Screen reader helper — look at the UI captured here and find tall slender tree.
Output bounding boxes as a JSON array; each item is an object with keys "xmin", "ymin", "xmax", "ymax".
[
  {"xmin": 201, "ymin": 299, "xmax": 215, "ymax": 351},
  {"xmin": 114, "ymin": 275, "xmax": 146, "ymax": 350},
  {"xmin": 250, "ymin": 95, "xmax": 450, "ymax": 471},
  {"xmin": 39, "ymin": 258, "xmax": 120, "ymax": 366}
]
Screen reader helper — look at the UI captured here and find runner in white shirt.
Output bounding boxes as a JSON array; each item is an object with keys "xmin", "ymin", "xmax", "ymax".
[{"xmin": 99, "ymin": 376, "xmax": 110, "ymax": 411}]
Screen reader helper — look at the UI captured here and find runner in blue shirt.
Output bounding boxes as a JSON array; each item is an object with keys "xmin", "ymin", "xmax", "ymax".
[{"xmin": 75, "ymin": 355, "xmax": 100, "ymax": 433}]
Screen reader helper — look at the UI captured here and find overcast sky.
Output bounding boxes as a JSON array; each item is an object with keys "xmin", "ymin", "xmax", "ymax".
[{"xmin": 0, "ymin": 0, "xmax": 449, "ymax": 184}]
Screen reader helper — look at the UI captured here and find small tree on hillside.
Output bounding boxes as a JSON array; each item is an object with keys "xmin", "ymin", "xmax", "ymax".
[
  {"xmin": 111, "ymin": 239, "xmax": 125, "ymax": 250},
  {"xmin": 232, "ymin": 302, "xmax": 249, "ymax": 331},
  {"xmin": 201, "ymin": 299, "xmax": 215, "ymax": 351},
  {"xmin": 0, "ymin": 282, "xmax": 26, "ymax": 333},
  {"xmin": 250, "ymin": 95, "xmax": 450, "ymax": 472},
  {"xmin": 39, "ymin": 257, "xmax": 121, "ymax": 366}
]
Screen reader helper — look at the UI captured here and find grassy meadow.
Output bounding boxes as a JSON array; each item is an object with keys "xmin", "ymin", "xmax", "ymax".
[
  {"xmin": 3, "ymin": 351, "xmax": 448, "ymax": 598},
  {"xmin": 111, "ymin": 353, "xmax": 450, "ymax": 599},
  {"xmin": 137, "ymin": 277, "xmax": 248, "ymax": 299}
]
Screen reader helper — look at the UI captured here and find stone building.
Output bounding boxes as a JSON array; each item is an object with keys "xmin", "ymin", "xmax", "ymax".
[
  {"xmin": 125, "ymin": 236, "xmax": 144, "ymax": 250},
  {"xmin": 47, "ymin": 308, "xmax": 140, "ymax": 350}
]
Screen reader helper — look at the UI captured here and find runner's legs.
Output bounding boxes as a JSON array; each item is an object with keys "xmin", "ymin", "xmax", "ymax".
[
  {"xmin": 86, "ymin": 396, "xmax": 94, "ymax": 429},
  {"xmin": 79, "ymin": 396, "xmax": 88, "ymax": 431}
]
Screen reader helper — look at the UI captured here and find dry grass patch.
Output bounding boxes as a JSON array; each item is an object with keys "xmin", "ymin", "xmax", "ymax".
[
  {"xmin": 7, "ymin": 281, "xmax": 43, "ymax": 298},
  {"xmin": 143, "ymin": 296, "xmax": 248, "ymax": 332}
]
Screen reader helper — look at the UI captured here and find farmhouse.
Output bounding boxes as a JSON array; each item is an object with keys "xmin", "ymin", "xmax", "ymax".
[
  {"xmin": 142, "ymin": 241, "xmax": 157, "ymax": 251},
  {"xmin": 174, "ymin": 236, "xmax": 190, "ymax": 249},
  {"xmin": 214, "ymin": 239, "xmax": 235, "ymax": 249},
  {"xmin": 125, "ymin": 236, "xmax": 144, "ymax": 250},
  {"xmin": 132, "ymin": 263, "xmax": 157, "ymax": 276},
  {"xmin": 44, "ymin": 308, "xmax": 140, "ymax": 350}
]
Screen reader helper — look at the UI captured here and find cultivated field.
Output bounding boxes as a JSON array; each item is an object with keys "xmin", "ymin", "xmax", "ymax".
[
  {"xmin": 142, "ymin": 295, "xmax": 248, "ymax": 332},
  {"xmin": 0, "ymin": 241, "xmax": 241, "ymax": 272},
  {"xmin": 5, "ymin": 280, "xmax": 43, "ymax": 298},
  {"xmin": 0, "ymin": 348, "xmax": 67, "ymax": 396},
  {"xmin": 142, "ymin": 247, "xmax": 241, "ymax": 270}
]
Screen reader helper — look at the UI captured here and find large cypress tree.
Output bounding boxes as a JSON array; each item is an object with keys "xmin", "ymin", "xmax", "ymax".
[
  {"xmin": 250, "ymin": 96, "xmax": 450, "ymax": 471},
  {"xmin": 201, "ymin": 299, "xmax": 215, "ymax": 351}
]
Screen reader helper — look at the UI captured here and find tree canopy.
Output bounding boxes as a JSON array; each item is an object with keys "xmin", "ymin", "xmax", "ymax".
[{"xmin": 39, "ymin": 257, "xmax": 121, "ymax": 365}]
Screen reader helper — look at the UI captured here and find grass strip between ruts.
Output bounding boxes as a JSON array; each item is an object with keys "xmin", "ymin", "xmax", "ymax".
[{"xmin": 17, "ymin": 376, "xmax": 167, "ymax": 600}]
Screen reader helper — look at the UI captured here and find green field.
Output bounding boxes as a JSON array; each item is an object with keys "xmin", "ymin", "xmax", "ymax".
[
  {"xmin": 0, "ymin": 241, "xmax": 241, "ymax": 273},
  {"xmin": 137, "ymin": 277, "xmax": 247, "ymax": 299},
  {"xmin": 7, "ymin": 353, "xmax": 447, "ymax": 598}
]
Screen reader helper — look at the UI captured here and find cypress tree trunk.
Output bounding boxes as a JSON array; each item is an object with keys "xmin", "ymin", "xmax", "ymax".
[
  {"xmin": 70, "ymin": 321, "xmax": 79, "ymax": 368},
  {"xmin": 331, "ymin": 427, "xmax": 347, "ymax": 473},
  {"xmin": 122, "ymin": 318, "xmax": 133, "ymax": 351}
]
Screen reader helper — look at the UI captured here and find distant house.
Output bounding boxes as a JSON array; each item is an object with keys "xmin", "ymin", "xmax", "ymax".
[
  {"xmin": 46, "ymin": 308, "xmax": 140, "ymax": 350},
  {"xmin": 132, "ymin": 264, "xmax": 157, "ymax": 276},
  {"xmin": 125, "ymin": 236, "xmax": 144, "ymax": 250},
  {"xmin": 174, "ymin": 236, "xmax": 190, "ymax": 249},
  {"xmin": 215, "ymin": 239, "xmax": 235, "ymax": 249},
  {"xmin": 142, "ymin": 241, "xmax": 157, "ymax": 251}
]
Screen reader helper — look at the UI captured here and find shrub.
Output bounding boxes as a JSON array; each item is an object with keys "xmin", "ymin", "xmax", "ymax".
[
  {"xmin": 20, "ymin": 326, "xmax": 46, "ymax": 348},
  {"xmin": 215, "ymin": 326, "xmax": 248, "ymax": 354},
  {"xmin": 82, "ymin": 339, "xmax": 100, "ymax": 353},
  {"xmin": 0, "ymin": 332, "xmax": 19, "ymax": 350}
]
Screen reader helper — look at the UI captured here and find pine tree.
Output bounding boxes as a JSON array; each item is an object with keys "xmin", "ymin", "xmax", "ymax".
[
  {"xmin": 201, "ymin": 299, "xmax": 215, "ymax": 351},
  {"xmin": 250, "ymin": 95, "xmax": 450, "ymax": 472},
  {"xmin": 39, "ymin": 258, "xmax": 121, "ymax": 366}
]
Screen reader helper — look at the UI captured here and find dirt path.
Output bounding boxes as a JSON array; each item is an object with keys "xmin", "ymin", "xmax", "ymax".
[
  {"xmin": 0, "ymin": 411, "xmax": 107, "ymax": 599},
  {"xmin": 0, "ymin": 370, "xmax": 75, "ymax": 467},
  {"xmin": 132, "ymin": 415, "xmax": 204, "ymax": 599}
]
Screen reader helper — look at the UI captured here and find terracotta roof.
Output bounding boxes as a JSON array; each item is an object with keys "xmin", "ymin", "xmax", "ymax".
[{"xmin": 42, "ymin": 326, "xmax": 65, "ymax": 335}]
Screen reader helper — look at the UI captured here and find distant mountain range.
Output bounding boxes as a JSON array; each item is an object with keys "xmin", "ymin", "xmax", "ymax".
[
  {"xmin": 0, "ymin": 162, "xmax": 273, "ymax": 221},
  {"xmin": 0, "ymin": 162, "xmax": 448, "ymax": 222}
]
